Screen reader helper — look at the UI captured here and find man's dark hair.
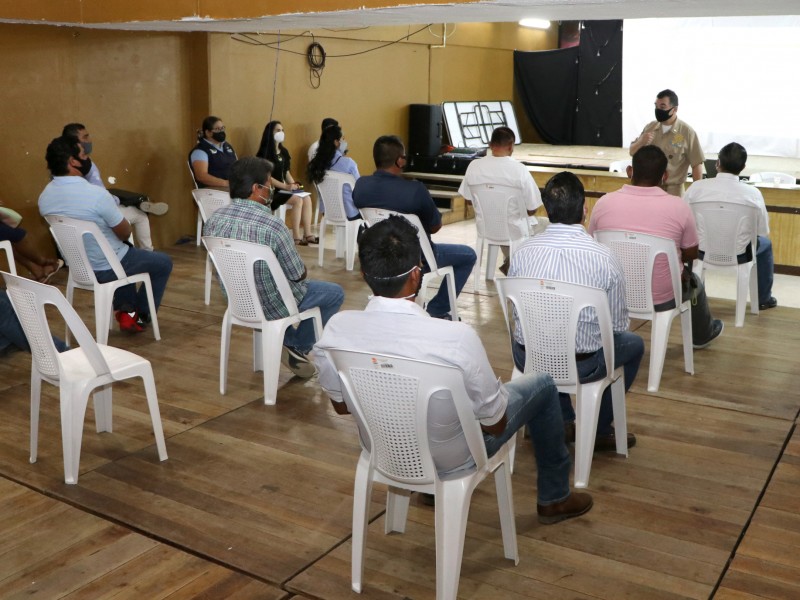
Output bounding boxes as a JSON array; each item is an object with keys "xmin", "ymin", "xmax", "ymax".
[
  {"xmin": 631, "ymin": 145, "xmax": 668, "ymax": 186},
  {"xmin": 373, "ymin": 135, "xmax": 405, "ymax": 169},
  {"xmin": 321, "ymin": 117, "xmax": 338, "ymax": 131},
  {"xmin": 359, "ymin": 215, "xmax": 422, "ymax": 297},
  {"xmin": 718, "ymin": 142, "xmax": 747, "ymax": 175},
  {"xmin": 62, "ymin": 122, "xmax": 85, "ymax": 138},
  {"xmin": 657, "ymin": 89, "xmax": 679, "ymax": 107},
  {"xmin": 490, "ymin": 126, "xmax": 515, "ymax": 147},
  {"xmin": 45, "ymin": 135, "xmax": 81, "ymax": 176},
  {"xmin": 542, "ymin": 172, "xmax": 585, "ymax": 224},
  {"xmin": 228, "ymin": 156, "xmax": 273, "ymax": 200}
]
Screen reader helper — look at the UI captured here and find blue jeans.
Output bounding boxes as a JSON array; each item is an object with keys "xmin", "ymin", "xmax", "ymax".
[
  {"xmin": 0, "ymin": 291, "xmax": 67, "ymax": 353},
  {"xmin": 482, "ymin": 372, "xmax": 571, "ymax": 505},
  {"xmin": 424, "ymin": 242, "xmax": 477, "ymax": 317},
  {"xmin": 283, "ymin": 280, "xmax": 344, "ymax": 354},
  {"xmin": 95, "ymin": 247, "xmax": 173, "ymax": 317},
  {"xmin": 512, "ymin": 331, "xmax": 644, "ymax": 436},
  {"xmin": 756, "ymin": 236, "xmax": 774, "ymax": 304}
]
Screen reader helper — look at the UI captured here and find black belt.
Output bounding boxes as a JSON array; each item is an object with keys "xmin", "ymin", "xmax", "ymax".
[{"xmin": 575, "ymin": 352, "xmax": 597, "ymax": 361}]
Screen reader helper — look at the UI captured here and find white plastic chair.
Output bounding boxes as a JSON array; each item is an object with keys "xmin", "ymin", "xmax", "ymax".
[
  {"xmin": 691, "ymin": 201, "xmax": 759, "ymax": 327},
  {"xmin": 594, "ymin": 230, "xmax": 693, "ymax": 393},
  {"xmin": 202, "ymin": 236, "xmax": 322, "ymax": 405},
  {"xmin": 496, "ymin": 278, "xmax": 627, "ymax": 488},
  {"xmin": 192, "ymin": 189, "xmax": 231, "ymax": 305},
  {"xmin": 467, "ymin": 182, "xmax": 540, "ymax": 281},
  {"xmin": 324, "ymin": 348, "xmax": 518, "ymax": 600},
  {"xmin": 316, "ymin": 171, "xmax": 361, "ymax": 271},
  {"xmin": 359, "ymin": 209, "xmax": 459, "ymax": 321},
  {"xmin": 1, "ymin": 272, "xmax": 168, "ymax": 485},
  {"xmin": 44, "ymin": 215, "xmax": 161, "ymax": 346},
  {"xmin": 188, "ymin": 160, "xmax": 204, "ymax": 247},
  {"xmin": 0, "ymin": 240, "xmax": 15, "ymax": 275},
  {"xmin": 609, "ymin": 159, "xmax": 631, "ymax": 173},
  {"xmin": 748, "ymin": 171, "xmax": 795, "ymax": 185}
]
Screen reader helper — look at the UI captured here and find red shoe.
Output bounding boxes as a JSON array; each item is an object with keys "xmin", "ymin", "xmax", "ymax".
[{"xmin": 115, "ymin": 310, "xmax": 146, "ymax": 333}]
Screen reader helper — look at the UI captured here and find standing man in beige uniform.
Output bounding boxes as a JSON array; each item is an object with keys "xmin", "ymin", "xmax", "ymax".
[{"xmin": 629, "ymin": 89, "xmax": 704, "ymax": 197}]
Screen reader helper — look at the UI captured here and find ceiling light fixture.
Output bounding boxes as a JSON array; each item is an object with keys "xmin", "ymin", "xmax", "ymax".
[{"xmin": 519, "ymin": 18, "xmax": 551, "ymax": 30}]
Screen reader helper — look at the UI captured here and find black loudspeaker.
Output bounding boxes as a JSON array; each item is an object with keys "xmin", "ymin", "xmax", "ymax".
[{"xmin": 408, "ymin": 104, "xmax": 443, "ymax": 156}]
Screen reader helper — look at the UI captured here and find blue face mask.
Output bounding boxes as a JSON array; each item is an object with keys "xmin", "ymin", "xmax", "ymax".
[
  {"xmin": 338, "ymin": 140, "xmax": 348, "ymax": 154},
  {"xmin": 82, "ymin": 141, "xmax": 93, "ymax": 155}
]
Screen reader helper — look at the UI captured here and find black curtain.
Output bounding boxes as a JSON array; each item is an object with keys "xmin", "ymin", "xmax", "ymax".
[
  {"xmin": 513, "ymin": 47, "xmax": 579, "ymax": 145},
  {"xmin": 515, "ymin": 20, "xmax": 623, "ymax": 146}
]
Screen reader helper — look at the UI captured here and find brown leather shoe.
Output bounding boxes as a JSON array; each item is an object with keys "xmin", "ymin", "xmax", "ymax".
[
  {"xmin": 537, "ymin": 492, "xmax": 593, "ymax": 524},
  {"xmin": 594, "ymin": 432, "xmax": 637, "ymax": 452}
]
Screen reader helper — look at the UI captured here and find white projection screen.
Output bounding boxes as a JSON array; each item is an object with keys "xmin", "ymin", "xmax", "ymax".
[{"xmin": 622, "ymin": 16, "xmax": 800, "ymax": 158}]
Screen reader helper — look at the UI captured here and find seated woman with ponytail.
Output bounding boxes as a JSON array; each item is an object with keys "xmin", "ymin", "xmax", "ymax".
[{"xmin": 307, "ymin": 125, "xmax": 360, "ymax": 221}]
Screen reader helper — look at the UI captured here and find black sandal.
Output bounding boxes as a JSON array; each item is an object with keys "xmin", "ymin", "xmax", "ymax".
[{"xmin": 305, "ymin": 236, "xmax": 319, "ymax": 245}]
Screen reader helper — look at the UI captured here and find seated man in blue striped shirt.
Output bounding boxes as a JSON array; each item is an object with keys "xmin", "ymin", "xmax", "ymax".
[{"xmin": 507, "ymin": 172, "xmax": 644, "ymax": 451}]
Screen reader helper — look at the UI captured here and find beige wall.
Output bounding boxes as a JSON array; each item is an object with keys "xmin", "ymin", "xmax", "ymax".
[{"xmin": 0, "ymin": 21, "xmax": 555, "ymax": 256}]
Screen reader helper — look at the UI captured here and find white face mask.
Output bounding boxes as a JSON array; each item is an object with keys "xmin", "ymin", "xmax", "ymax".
[
  {"xmin": 338, "ymin": 139, "xmax": 348, "ymax": 154},
  {"xmin": 274, "ymin": 131, "xmax": 285, "ymax": 144}
]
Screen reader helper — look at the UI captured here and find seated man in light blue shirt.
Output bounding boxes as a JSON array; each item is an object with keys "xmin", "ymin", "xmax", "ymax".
[{"xmin": 38, "ymin": 136, "xmax": 172, "ymax": 334}]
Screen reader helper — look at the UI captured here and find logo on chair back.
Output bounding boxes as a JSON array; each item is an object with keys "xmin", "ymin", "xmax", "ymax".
[{"xmin": 371, "ymin": 357, "xmax": 394, "ymax": 369}]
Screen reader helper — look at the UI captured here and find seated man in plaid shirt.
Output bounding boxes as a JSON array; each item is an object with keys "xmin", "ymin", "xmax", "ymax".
[{"xmin": 203, "ymin": 156, "xmax": 344, "ymax": 377}]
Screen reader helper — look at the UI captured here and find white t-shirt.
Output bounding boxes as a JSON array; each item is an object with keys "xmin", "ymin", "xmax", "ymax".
[
  {"xmin": 684, "ymin": 172, "xmax": 769, "ymax": 254},
  {"xmin": 459, "ymin": 155, "xmax": 543, "ymax": 239}
]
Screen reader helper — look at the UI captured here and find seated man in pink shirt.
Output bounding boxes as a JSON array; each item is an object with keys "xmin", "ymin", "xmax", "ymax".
[{"xmin": 588, "ymin": 145, "xmax": 723, "ymax": 349}]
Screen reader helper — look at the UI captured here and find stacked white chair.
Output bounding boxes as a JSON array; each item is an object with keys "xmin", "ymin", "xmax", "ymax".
[
  {"xmin": 0, "ymin": 240, "xmax": 15, "ymax": 275},
  {"xmin": 359, "ymin": 209, "xmax": 459, "ymax": 321},
  {"xmin": 1, "ymin": 272, "xmax": 168, "ymax": 484},
  {"xmin": 467, "ymin": 182, "xmax": 543, "ymax": 281},
  {"xmin": 748, "ymin": 171, "xmax": 795, "ymax": 185},
  {"xmin": 202, "ymin": 236, "xmax": 322, "ymax": 404},
  {"xmin": 691, "ymin": 201, "xmax": 759, "ymax": 327},
  {"xmin": 316, "ymin": 171, "xmax": 361, "ymax": 271},
  {"xmin": 594, "ymin": 230, "xmax": 693, "ymax": 392},
  {"xmin": 192, "ymin": 188, "xmax": 231, "ymax": 305},
  {"xmin": 45, "ymin": 215, "xmax": 161, "ymax": 346},
  {"xmin": 496, "ymin": 277, "xmax": 627, "ymax": 488},
  {"xmin": 324, "ymin": 348, "xmax": 518, "ymax": 600}
]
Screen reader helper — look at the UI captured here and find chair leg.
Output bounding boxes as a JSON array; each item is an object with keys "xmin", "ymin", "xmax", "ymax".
[
  {"xmin": 142, "ymin": 279, "xmax": 161, "ymax": 341},
  {"xmin": 609, "ymin": 376, "xmax": 628, "ymax": 457},
  {"xmin": 573, "ymin": 383, "xmax": 603, "ymax": 488},
  {"xmin": 261, "ymin": 324, "xmax": 284, "ymax": 405},
  {"xmin": 647, "ymin": 311, "xmax": 673, "ymax": 393},
  {"xmin": 141, "ymin": 369, "xmax": 168, "ymax": 461},
  {"xmin": 60, "ymin": 384, "xmax": 91, "ymax": 485},
  {"xmin": 351, "ymin": 454, "xmax": 373, "ymax": 594},
  {"xmin": 445, "ymin": 272, "xmax": 459, "ymax": 321},
  {"xmin": 95, "ymin": 287, "xmax": 113, "ymax": 345},
  {"xmin": 485, "ymin": 244, "xmax": 499, "ymax": 281},
  {"xmin": 220, "ymin": 313, "xmax": 232, "ymax": 395},
  {"xmin": 748, "ymin": 262, "xmax": 759, "ymax": 316},
  {"xmin": 385, "ymin": 487, "xmax": 411, "ymax": 534},
  {"xmin": 345, "ymin": 222, "xmax": 358, "ymax": 271},
  {"xmin": 204, "ymin": 253, "xmax": 212, "ymax": 305},
  {"xmin": 436, "ymin": 481, "xmax": 472, "ymax": 600},
  {"xmin": 335, "ymin": 226, "xmax": 345, "ymax": 259},
  {"xmin": 93, "ymin": 385, "xmax": 113, "ymax": 433},
  {"xmin": 735, "ymin": 265, "xmax": 749, "ymax": 327},
  {"xmin": 318, "ymin": 218, "xmax": 327, "ymax": 267},
  {"xmin": 30, "ymin": 371, "xmax": 41, "ymax": 464},
  {"xmin": 65, "ymin": 280, "xmax": 75, "ymax": 348},
  {"xmin": 196, "ymin": 213, "xmax": 202, "ymax": 247},
  {"xmin": 679, "ymin": 305, "xmax": 694, "ymax": 376},
  {"xmin": 252, "ymin": 330, "xmax": 263, "ymax": 373},
  {"xmin": 493, "ymin": 458, "xmax": 519, "ymax": 563},
  {"xmin": 473, "ymin": 237, "xmax": 484, "ymax": 283}
]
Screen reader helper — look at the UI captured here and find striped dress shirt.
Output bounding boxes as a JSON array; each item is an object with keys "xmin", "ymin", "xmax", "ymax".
[{"xmin": 507, "ymin": 223, "xmax": 629, "ymax": 351}]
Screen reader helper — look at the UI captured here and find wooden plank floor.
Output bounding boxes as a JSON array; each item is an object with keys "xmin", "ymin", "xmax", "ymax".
[{"xmin": 0, "ymin": 220, "xmax": 797, "ymax": 598}]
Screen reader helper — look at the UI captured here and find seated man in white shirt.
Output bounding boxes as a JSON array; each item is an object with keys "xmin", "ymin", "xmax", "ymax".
[
  {"xmin": 684, "ymin": 142, "xmax": 777, "ymax": 310},
  {"xmin": 62, "ymin": 123, "xmax": 168, "ymax": 252},
  {"xmin": 313, "ymin": 215, "xmax": 592, "ymax": 524},
  {"xmin": 458, "ymin": 126, "xmax": 546, "ymax": 275}
]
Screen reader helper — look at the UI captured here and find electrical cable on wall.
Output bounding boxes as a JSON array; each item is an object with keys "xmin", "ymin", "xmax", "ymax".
[{"xmin": 307, "ymin": 41, "xmax": 325, "ymax": 89}]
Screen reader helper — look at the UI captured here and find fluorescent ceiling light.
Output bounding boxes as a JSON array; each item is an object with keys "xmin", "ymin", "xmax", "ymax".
[{"xmin": 519, "ymin": 18, "xmax": 550, "ymax": 30}]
